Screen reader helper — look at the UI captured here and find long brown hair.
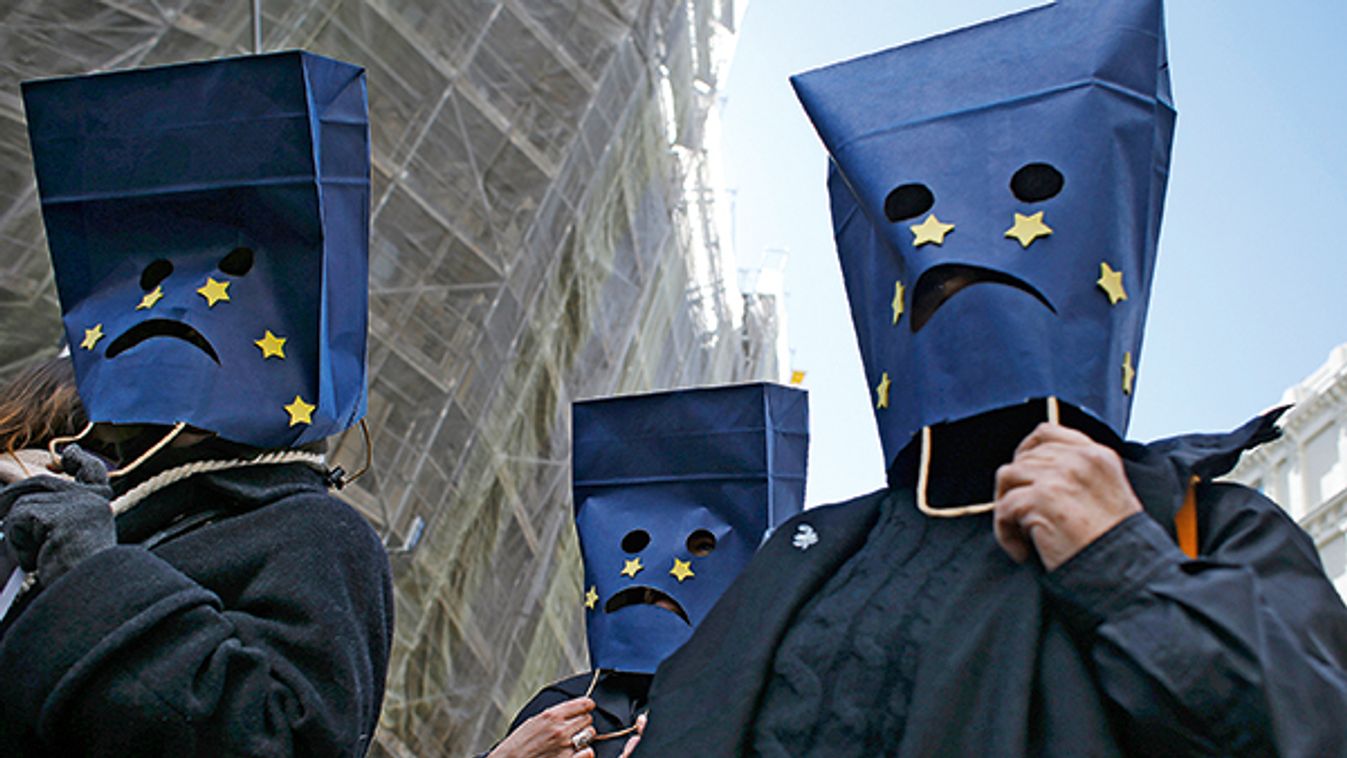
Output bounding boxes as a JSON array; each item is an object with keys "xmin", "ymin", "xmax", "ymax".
[{"xmin": 0, "ymin": 356, "xmax": 87, "ymax": 455}]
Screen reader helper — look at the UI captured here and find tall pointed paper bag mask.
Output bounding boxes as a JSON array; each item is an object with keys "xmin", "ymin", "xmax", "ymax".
[
  {"xmin": 572, "ymin": 383, "xmax": 808, "ymax": 673},
  {"xmin": 23, "ymin": 51, "xmax": 370, "ymax": 448},
  {"xmin": 792, "ymin": 0, "xmax": 1175, "ymax": 471}
]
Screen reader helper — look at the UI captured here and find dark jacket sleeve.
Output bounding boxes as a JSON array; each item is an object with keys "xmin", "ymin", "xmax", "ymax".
[
  {"xmin": 0, "ymin": 492, "xmax": 393, "ymax": 757},
  {"xmin": 1042, "ymin": 484, "xmax": 1347, "ymax": 756}
]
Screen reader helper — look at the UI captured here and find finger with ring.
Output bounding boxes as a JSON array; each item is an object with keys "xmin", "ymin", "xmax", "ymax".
[{"xmin": 571, "ymin": 727, "xmax": 595, "ymax": 750}]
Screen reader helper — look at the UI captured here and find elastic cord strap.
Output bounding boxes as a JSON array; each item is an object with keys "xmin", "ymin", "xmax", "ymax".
[
  {"xmin": 580, "ymin": 668, "xmax": 644, "ymax": 743},
  {"xmin": 916, "ymin": 396, "xmax": 1060, "ymax": 518}
]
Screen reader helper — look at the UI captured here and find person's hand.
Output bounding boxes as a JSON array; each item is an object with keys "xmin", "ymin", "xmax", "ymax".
[
  {"xmin": 487, "ymin": 696, "xmax": 596, "ymax": 758},
  {"xmin": 0, "ymin": 449, "xmax": 68, "ymax": 486},
  {"xmin": 993, "ymin": 423, "xmax": 1142, "ymax": 571},
  {"xmin": 1, "ymin": 444, "xmax": 115, "ymax": 587},
  {"xmin": 618, "ymin": 713, "xmax": 646, "ymax": 758}
]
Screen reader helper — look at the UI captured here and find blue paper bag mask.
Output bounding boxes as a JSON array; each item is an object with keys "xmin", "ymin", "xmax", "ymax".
[
  {"xmin": 792, "ymin": 0, "xmax": 1175, "ymax": 471},
  {"xmin": 572, "ymin": 383, "xmax": 808, "ymax": 673},
  {"xmin": 23, "ymin": 51, "xmax": 370, "ymax": 448}
]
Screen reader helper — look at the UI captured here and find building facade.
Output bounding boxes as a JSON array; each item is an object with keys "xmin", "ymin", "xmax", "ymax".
[
  {"xmin": 1226, "ymin": 343, "xmax": 1347, "ymax": 600},
  {"xmin": 0, "ymin": 0, "xmax": 781, "ymax": 754}
]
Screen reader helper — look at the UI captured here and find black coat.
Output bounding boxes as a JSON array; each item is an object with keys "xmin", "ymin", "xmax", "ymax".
[
  {"xmin": 0, "ymin": 463, "xmax": 394, "ymax": 757},
  {"xmin": 485, "ymin": 670, "xmax": 650, "ymax": 758},
  {"xmin": 635, "ymin": 417, "xmax": 1347, "ymax": 756}
]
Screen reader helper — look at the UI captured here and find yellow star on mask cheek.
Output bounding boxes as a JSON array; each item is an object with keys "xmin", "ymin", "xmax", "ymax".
[
  {"xmin": 1096, "ymin": 262, "xmax": 1128, "ymax": 305},
  {"xmin": 670, "ymin": 558, "xmax": 695, "ymax": 583},
  {"xmin": 1122, "ymin": 351, "xmax": 1136, "ymax": 395},
  {"xmin": 910, "ymin": 213, "xmax": 955, "ymax": 247},
  {"xmin": 876, "ymin": 372, "xmax": 891, "ymax": 410},
  {"xmin": 255, "ymin": 330, "xmax": 287, "ymax": 359},
  {"xmin": 284, "ymin": 395, "xmax": 316, "ymax": 426},
  {"xmin": 80, "ymin": 324, "xmax": 105, "ymax": 351},
  {"xmin": 891, "ymin": 280, "xmax": 906, "ymax": 325},
  {"xmin": 197, "ymin": 277, "xmax": 230, "ymax": 307},
  {"xmin": 1005, "ymin": 211, "xmax": 1053, "ymax": 248},
  {"xmin": 620, "ymin": 557, "xmax": 644, "ymax": 578},
  {"xmin": 584, "ymin": 586, "xmax": 599, "ymax": 610},
  {"xmin": 136, "ymin": 285, "xmax": 164, "ymax": 311}
]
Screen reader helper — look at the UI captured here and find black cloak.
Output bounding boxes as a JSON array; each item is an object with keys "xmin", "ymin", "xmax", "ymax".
[
  {"xmin": 634, "ymin": 414, "xmax": 1347, "ymax": 756},
  {"xmin": 0, "ymin": 463, "xmax": 393, "ymax": 756}
]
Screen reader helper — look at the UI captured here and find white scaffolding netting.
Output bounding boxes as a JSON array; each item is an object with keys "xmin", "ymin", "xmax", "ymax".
[{"xmin": 0, "ymin": 0, "xmax": 785, "ymax": 754}]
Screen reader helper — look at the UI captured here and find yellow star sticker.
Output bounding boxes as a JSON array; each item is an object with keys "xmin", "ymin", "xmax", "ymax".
[
  {"xmin": 584, "ymin": 586, "xmax": 599, "ymax": 610},
  {"xmin": 670, "ymin": 558, "xmax": 695, "ymax": 583},
  {"xmin": 1004, "ymin": 211, "xmax": 1053, "ymax": 248},
  {"xmin": 284, "ymin": 395, "xmax": 316, "ymax": 426},
  {"xmin": 197, "ymin": 277, "xmax": 230, "ymax": 307},
  {"xmin": 136, "ymin": 285, "xmax": 164, "ymax": 311},
  {"xmin": 255, "ymin": 330, "xmax": 287, "ymax": 359},
  {"xmin": 876, "ymin": 372, "xmax": 891, "ymax": 410},
  {"xmin": 80, "ymin": 323, "xmax": 105, "ymax": 351},
  {"xmin": 620, "ymin": 557, "xmax": 644, "ymax": 578},
  {"xmin": 1096, "ymin": 262, "xmax": 1128, "ymax": 305},
  {"xmin": 1122, "ymin": 351, "xmax": 1136, "ymax": 395},
  {"xmin": 891, "ymin": 280, "xmax": 906, "ymax": 325},
  {"xmin": 910, "ymin": 213, "xmax": 955, "ymax": 247}
]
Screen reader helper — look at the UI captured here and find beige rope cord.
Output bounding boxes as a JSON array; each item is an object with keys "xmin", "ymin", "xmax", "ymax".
[
  {"xmin": 579, "ymin": 668, "xmax": 644, "ymax": 743},
  {"xmin": 109, "ymin": 449, "xmax": 328, "ymax": 516},
  {"xmin": 591, "ymin": 722, "xmax": 641, "ymax": 743},
  {"xmin": 46, "ymin": 421, "xmax": 94, "ymax": 466},
  {"xmin": 916, "ymin": 396, "xmax": 1060, "ymax": 518},
  {"xmin": 583, "ymin": 668, "xmax": 602, "ymax": 698},
  {"xmin": 13, "ymin": 438, "xmax": 325, "ymax": 605},
  {"xmin": 108, "ymin": 422, "xmax": 189, "ymax": 480},
  {"xmin": 8, "ymin": 450, "xmax": 326, "ymax": 604},
  {"xmin": 43, "ymin": 421, "xmax": 335, "ymax": 515},
  {"xmin": 342, "ymin": 418, "xmax": 373, "ymax": 488},
  {"xmin": 47, "ymin": 420, "xmax": 189, "ymax": 480},
  {"xmin": 46, "ymin": 419, "xmax": 370, "ymax": 491}
]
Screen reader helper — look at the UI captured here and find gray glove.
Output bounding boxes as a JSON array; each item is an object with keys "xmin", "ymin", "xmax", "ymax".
[{"xmin": 1, "ymin": 444, "xmax": 115, "ymax": 588}]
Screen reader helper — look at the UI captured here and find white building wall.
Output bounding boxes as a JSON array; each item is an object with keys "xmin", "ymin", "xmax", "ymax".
[{"xmin": 1226, "ymin": 343, "xmax": 1347, "ymax": 599}]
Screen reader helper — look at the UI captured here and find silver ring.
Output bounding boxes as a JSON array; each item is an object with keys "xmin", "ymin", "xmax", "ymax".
[{"xmin": 571, "ymin": 728, "xmax": 593, "ymax": 751}]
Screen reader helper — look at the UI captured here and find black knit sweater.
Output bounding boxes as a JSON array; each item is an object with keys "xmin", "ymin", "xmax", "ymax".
[{"xmin": 753, "ymin": 491, "xmax": 984, "ymax": 754}]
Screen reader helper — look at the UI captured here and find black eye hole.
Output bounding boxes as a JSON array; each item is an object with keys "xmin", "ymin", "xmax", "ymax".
[
  {"xmin": 884, "ymin": 183, "xmax": 934, "ymax": 222},
  {"xmin": 219, "ymin": 247, "xmax": 255, "ymax": 276},
  {"xmin": 139, "ymin": 259, "xmax": 173, "ymax": 291},
  {"xmin": 686, "ymin": 529, "xmax": 716, "ymax": 557},
  {"xmin": 620, "ymin": 530, "xmax": 650, "ymax": 554},
  {"xmin": 1010, "ymin": 163, "xmax": 1064, "ymax": 203}
]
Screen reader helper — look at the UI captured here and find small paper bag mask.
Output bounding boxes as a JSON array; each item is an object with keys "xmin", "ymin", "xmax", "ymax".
[{"xmin": 572, "ymin": 383, "xmax": 808, "ymax": 673}]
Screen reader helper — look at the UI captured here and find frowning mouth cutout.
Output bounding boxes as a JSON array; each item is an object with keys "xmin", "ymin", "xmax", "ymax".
[
  {"xmin": 910, "ymin": 263, "xmax": 1055, "ymax": 333},
  {"xmin": 604, "ymin": 586, "xmax": 690, "ymax": 625},
  {"xmin": 105, "ymin": 319, "xmax": 221, "ymax": 363}
]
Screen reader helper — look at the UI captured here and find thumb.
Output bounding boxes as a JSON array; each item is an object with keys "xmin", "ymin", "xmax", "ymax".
[
  {"xmin": 4, "ymin": 501, "xmax": 50, "ymax": 571},
  {"xmin": 61, "ymin": 444, "xmax": 110, "ymax": 487}
]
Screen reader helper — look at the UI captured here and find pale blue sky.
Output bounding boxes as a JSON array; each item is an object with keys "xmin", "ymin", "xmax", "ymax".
[{"xmin": 720, "ymin": 1, "xmax": 1347, "ymax": 505}]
